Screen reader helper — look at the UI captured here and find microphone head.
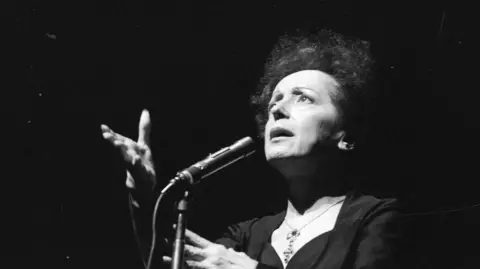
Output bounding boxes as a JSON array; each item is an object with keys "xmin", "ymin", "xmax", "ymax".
[
  {"xmin": 196, "ymin": 136, "xmax": 256, "ymax": 182},
  {"xmin": 175, "ymin": 136, "xmax": 257, "ymax": 185},
  {"xmin": 231, "ymin": 136, "xmax": 256, "ymax": 153}
]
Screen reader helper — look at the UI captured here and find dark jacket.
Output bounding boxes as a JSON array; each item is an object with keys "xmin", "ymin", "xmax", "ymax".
[{"xmin": 130, "ymin": 191, "xmax": 413, "ymax": 269}]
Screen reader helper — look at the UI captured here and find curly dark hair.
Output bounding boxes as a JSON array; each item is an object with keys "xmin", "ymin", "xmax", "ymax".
[{"xmin": 250, "ymin": 29, "xmax": 375, "ymax": 143}]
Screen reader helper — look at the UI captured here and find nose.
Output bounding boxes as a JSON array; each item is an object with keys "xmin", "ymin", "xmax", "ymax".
[{"xmin": 270, "ymin": 100, "xmax": 290, "ymax": 121}]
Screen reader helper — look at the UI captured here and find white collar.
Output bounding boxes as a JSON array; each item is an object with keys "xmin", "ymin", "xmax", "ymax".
[{"xmin": 285, "ymin": 195, "xmax": 346, "ymax": 222}]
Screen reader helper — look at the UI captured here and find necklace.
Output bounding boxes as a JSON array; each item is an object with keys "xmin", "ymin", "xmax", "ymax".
[{"xmin": 282, "ymin": 198, "xmax": 345, "ymax": 264}]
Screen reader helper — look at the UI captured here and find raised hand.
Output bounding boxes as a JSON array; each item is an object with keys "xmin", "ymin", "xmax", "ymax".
[
  {"xmin": 163, "ymin": 229, "xmax": 258, "ymax": 269},
  {"xmin": 101, "ymin": 109, "xmax": 156, "ymax": 196}
]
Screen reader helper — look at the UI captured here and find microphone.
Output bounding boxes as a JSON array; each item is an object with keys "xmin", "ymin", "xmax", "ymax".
[{"xmin": 172, "ymin": 136, "xmax": 256, "ymax": 185}]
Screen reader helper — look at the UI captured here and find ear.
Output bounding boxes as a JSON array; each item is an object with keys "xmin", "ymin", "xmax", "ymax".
[{"xmin": 333, "ymin": 130, "xmax": 355, "ymax": 151}]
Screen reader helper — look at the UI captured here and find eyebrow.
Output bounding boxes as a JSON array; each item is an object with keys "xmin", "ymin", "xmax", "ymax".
[
  {"xmin": 271, "ymin": 86, "xmax": 316, "ymax": 99},
  {"xmin": 294, "ymin": 86, "xmax": 316, "ymax": 94}
]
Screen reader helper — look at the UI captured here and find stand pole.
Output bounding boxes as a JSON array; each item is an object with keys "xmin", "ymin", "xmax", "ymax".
[{"xmin": 171, "ymin": 190, "xmax": 190, "ymax": 269}]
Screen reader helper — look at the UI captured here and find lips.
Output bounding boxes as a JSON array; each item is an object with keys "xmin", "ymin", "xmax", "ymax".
[{"xmin": 269, "ymin": 127, "xmax": 294, "ymax": 140}]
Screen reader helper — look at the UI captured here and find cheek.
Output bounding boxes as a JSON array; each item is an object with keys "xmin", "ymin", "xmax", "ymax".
[
  {"xmin": 295, "ymin": 126, "xmax": 321, "ymax": 152},
  {"xmin": 297, "ymin": 115, "xmax": 337, "ymax": 145}
]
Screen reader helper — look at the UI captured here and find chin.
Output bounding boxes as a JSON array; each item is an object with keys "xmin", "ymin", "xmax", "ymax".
[
  {"xmin": 266, "ymin": 153, "xmax": 289, "ymax": 163},
  {"xmin": 265, "ymin": 145, "xmax": 292, "ymax": 159},
  {"xmin": 265, "ymin": 149, "xmax": 303, "ymax": 163}
]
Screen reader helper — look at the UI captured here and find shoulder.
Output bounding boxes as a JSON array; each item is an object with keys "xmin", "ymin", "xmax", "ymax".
[
  {"xmin": 340, "ymin": 192, "xmax": 401, "ymax": 224},
  {"xmin": 346, "ymin": 194, "xmax": 416, "ymax": 268},
  {"xmin": 229, "ymin": 210, "xmax": 286, "ymax": 234}
]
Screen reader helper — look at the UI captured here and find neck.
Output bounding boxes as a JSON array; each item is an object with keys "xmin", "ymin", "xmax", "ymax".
[
  {"xmin": 287, "ymin": 181, "xmax": 320, "ymax": 215},
  {"xmin": 274, "ymin": 156, "xmax": 346, "ymax": 215},
  {"xmin": 286, "ymin": 177, "xmax": 343, "ymax": 215}
]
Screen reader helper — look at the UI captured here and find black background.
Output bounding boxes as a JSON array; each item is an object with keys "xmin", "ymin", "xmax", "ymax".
[{"xmin": 12, "ymin": 0, "xmax": 479, "ymax": 268}]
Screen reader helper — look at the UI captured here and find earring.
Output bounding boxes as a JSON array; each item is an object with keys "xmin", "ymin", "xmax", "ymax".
[{"xmin": 338, "ymin": 141, "xmax": 355, "ymax": 151}]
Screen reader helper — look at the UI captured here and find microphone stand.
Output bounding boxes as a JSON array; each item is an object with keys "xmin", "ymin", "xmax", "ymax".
[
  {"xmin": 166, "ymin": 136, "xmax": 255, "ymax": 269},
  {"xmin": 171, "ymin": 189, "xmax": 190, "ymax": 269}
]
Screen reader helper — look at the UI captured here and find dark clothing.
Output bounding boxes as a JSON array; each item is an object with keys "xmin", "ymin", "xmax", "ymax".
[
  {"xmin": 215, "ymin": 192, "xmax": 409, "ymax": 269},
  {"xmin": 131, "ymin": 191, "xmax": 413, "ymax": 269}
]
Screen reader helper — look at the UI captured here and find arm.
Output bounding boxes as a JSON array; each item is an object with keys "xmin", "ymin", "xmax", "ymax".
[
  {"xmin": 128, "ymin": 179, "xmax": 156, "ymax": 267},
  {"xmin": 101, "ymin": 110, "xmax": 159, "ymax": 267}
]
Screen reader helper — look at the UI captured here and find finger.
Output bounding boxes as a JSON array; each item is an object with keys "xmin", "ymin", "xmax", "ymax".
[
  {"xmin": 126, "ymin": 170, "xmax": 135, "ymax": 189},
  {"xmin": 138, "ymin": 109, "xmax": 151, "ymax": 146},
  {"xmin": 102, "ymin": 127, "xmax": 128, "ymax": 145},
  {"xmin": 184, "ymin": 244, "xmax": 205, "ymax": 261},
  {"xmin": 163, "ymin": 256, "xmax": 192, "ymax": 269},
  {"xmin": 104, "ymin": 133, "xmax": 126, "ymax": 149},
  {"xmin": 102, "ymin": 131, "xmax": 116, "ymax": 142},
  {"xmin": 172, "ymin": 225, "xmax": 211, "ymax": 246},
  {"xmin": 100, "ymin": 124, "xmax": 111, "ymax": 132},
  {"xmin": 101, "ymin": 125, "xmax": 144, "ymax": 167},
  {"xmin": 111, "ymin": 132, "xmax": 129, "ymax": 144},
  {"xmin": 173, "ymin": 226, "xmax": 211, "ymax": 248},
  {"xmin": 162, "ymin": 256, "xmax": 172, "ymax": 263},
  {"xmin": 103, "ymin": 134, "xmax": 114, "ymax": 144},
  {"xmin": 113, "ymin": 140, "xmax": 124, "ymax": 147},
  {"xmin": 100, "ymin": 124, "xmax": 116, "ymax": 140},
  {"xmin": 186, "ymin": 260, "xmax": 205, "ymax": 269}
]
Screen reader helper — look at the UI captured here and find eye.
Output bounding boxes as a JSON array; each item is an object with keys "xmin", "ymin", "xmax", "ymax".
[{"xmin": 297, "ymin": 94, "xmax": 313, "ymax": 103}]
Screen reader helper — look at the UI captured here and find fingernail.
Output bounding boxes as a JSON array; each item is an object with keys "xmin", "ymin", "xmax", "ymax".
[
  {"xmin": 126, "ymin": 176, "xmax": 135, "ymax": 189},
  {"xmin": 132, "ymin": 156, "xmax": 139, "ymax": 166}
]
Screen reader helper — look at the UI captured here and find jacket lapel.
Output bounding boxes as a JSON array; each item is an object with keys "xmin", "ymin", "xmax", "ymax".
[
  {"xmin": 286, "ymin": 191, "xmax": 366, "ymax": 269},
  {"xmin": 246, "ymin": 210, "xmax": 286, "ymax": 268}
]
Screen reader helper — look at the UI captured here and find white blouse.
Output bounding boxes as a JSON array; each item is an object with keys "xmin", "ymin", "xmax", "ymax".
[{"xmin": 271, "ymin": 196, "xmax": 346, "ymax": 268}]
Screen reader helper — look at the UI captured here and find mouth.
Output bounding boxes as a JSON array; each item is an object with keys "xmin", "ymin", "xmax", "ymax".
[{"xmin": 269, "ymin": 127, "xmax": 294, "ymax": 140}]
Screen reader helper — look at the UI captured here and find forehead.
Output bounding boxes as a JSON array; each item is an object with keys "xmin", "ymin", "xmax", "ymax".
[{"xmin": 272, "ymin": 70, "xmax": 339, "ymax": 97}]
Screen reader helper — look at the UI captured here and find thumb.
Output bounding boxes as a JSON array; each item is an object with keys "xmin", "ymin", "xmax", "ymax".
[{"xmin": 138, "ymin": 109, "xmax": 151, "ymax": 145}]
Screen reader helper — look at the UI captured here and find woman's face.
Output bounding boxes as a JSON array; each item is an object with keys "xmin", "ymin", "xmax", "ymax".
[{"xmin": 264, "ymin": 70, "xmax": 344, "ymax": 163}]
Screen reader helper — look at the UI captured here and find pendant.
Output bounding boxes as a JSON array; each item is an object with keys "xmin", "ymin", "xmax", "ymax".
[
  {"xmin": 286, "ymin": 229, "xmax": 300, "ymax": 240},
  {"xmin": 284, "ymin": 229, "xmax": 300, "ymax": 264},
  {"xmin": 283, "ymin": 244, "xmax": 294, "ymax": 264}
]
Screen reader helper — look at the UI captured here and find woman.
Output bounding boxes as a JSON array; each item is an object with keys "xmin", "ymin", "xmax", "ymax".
[{"xmin": 101, "ymin": 29, "xmax": 411, "ymax": 269}]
